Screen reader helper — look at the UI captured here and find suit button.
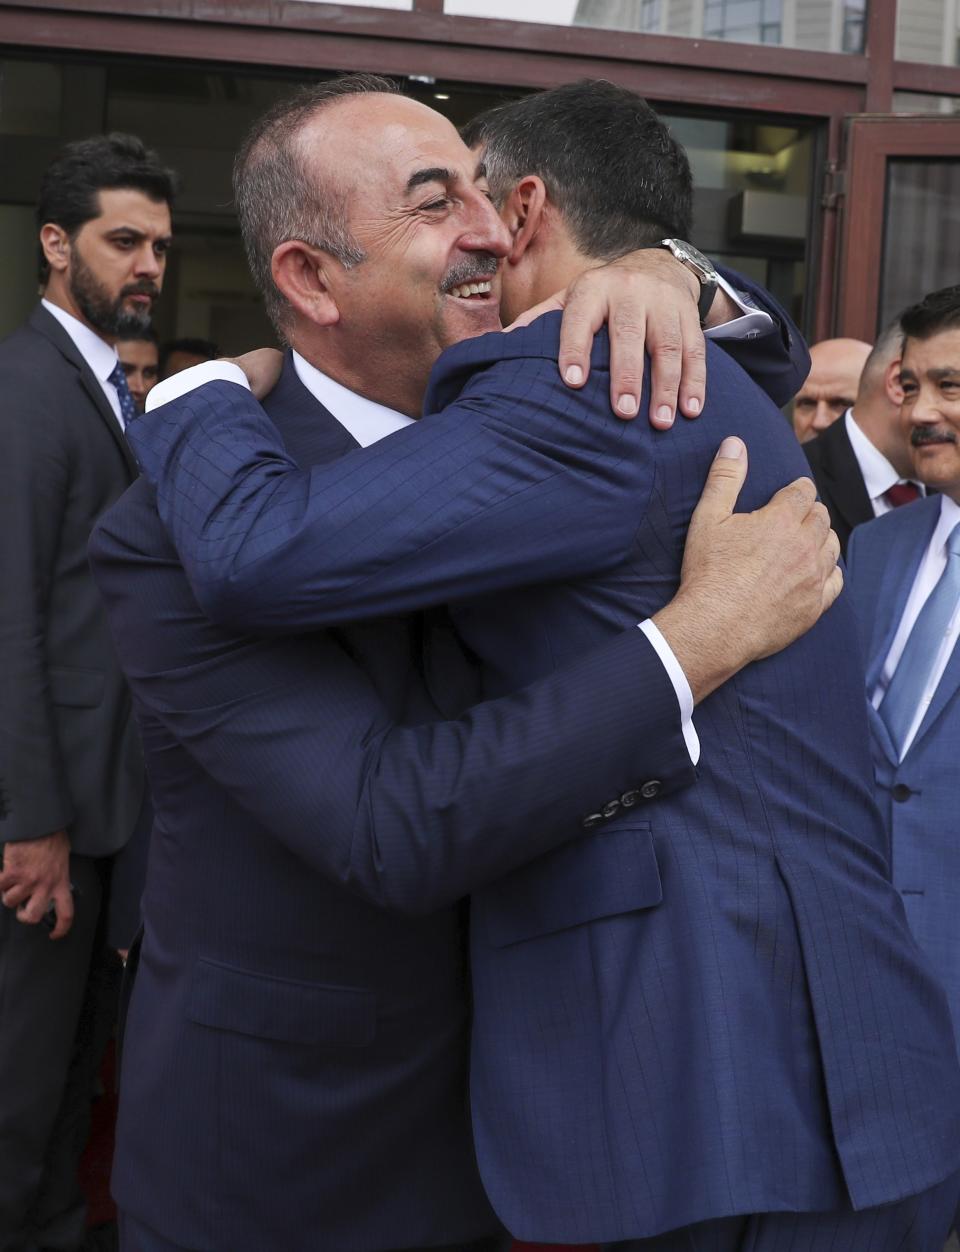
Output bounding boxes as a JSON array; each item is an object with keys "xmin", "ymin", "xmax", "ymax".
[
  {"xmin": 582, "ymin": 813, "xmax": 603, "ymax": 830},
  {"xmin": 892, "ymin": 783, "xmax": 913, "ymax": 803},
  {"xmin": 602, "ymin": 800, "xmax": 621, "ymax": 819},
  {"xmin": 640, "ymin": 780, "xmax": 662, "ymax": 800},
  {"xmin": 620, "ymin": 789, "xmax": 640, "ymax": 807}
]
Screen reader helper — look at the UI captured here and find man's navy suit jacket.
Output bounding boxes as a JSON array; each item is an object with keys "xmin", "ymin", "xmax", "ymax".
[
  {"xmin": 848, "ymin": 498, "xmax": 960, "ymax": 1044},
  {"xmin": 133, "ymin": 315, "xmax": 960, "ymax": 1244},
  {"xmin": 89, "ymin": 360, "xmax": 697, "ymax": 1252}
]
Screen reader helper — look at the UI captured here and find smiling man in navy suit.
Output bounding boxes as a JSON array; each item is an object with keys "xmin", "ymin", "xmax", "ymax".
[
  {"xmin": 124, "ymin": 79, "xmax": 960, "ymax": 1250},
  {"xmin": 90, "ymin": 74, "xmax": 849, "ymax": 1252},
  {"xmin": 847, "ymin": 284, "xmax": 960, "ymax": 1052}
]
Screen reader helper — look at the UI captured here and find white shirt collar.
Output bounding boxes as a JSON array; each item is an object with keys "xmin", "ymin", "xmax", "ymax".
[
  {"xmin": 291, "ymin": 350, "xmax": 414, "ymax": 448},
  {"xmin": 845, "ymin": 408, "xmax": 903, "ymax": 503},
  {"xmin": 41, "ymin": 298, "xmax": 119, "ymax": 385}
]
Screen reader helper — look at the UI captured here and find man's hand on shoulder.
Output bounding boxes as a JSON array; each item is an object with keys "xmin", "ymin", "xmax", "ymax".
[
  {"xmin": 0, "ymin": 829, "xmax": 74, "ymax": 939},
  {"xmin": 653, "ymin": 437, "xmax": 842, "ymax": 702},
  {"xmin": 508, "ymin": 247, "xmax": 706, "ymax": 428},
  {"xmin": 226, "ymin": 348, "xmax": 284, "ymax": 401}
]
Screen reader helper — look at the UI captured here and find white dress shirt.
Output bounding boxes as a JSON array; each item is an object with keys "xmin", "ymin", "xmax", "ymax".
[
  {"xmin": 871, "ymin": 494, "xmax": 960, "ymax": 759},
  {"xmin": 845, "ymin": 408, "xmax": 923, "ymax": 519},
  {"xmin": 41, "ymin": 298, "xmax": 127, "ymax": 429}
]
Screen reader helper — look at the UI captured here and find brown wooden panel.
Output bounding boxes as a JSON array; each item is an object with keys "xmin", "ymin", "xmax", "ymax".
[
  {"xmin": 0, "ymin": 8, "xmax": 865, "ymax": 118},
  {"xmin": 894, "ymin": 59, "xmax": 960, "ymax": 97},
  {"xmin": 0, "ymin": 0, "xmax": 872, "ymax": 85}
]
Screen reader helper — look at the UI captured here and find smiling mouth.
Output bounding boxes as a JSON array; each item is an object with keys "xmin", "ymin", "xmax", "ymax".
[{"xmin": 447, "ymin": 280, "xmax": 493, "ymax": 300}]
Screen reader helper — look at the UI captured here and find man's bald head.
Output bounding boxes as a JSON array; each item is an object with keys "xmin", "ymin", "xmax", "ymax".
[{"xmin": 793, "ymin": 337, "xmax": 872, "ymax": 443}]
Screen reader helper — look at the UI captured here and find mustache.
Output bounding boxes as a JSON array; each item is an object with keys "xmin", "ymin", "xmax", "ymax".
[
  {"xmin": 120, "ymin": 282, "xmax": 159, "ymax": 300},
  {"xmin": 911, "ymin": 426, "xmax": 958, "ymax": 447},
  {"xmin": 440, "ymin": 254, "xmax": 500, "ymax": 293}
]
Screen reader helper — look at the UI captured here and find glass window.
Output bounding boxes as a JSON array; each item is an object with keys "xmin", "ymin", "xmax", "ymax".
[
  {"xmin": 300, "ymin": 0, "xmax": 413, "ymax": 7},
  {"xmin": 895, "ymin": 0, "xmax": 960, "ymax": 64},
  {"xmin": 0, "ymin": 60, "xmax": 62, "ymax": 136},
  {"xmin": 879, "ymin": 157, "xmax": 960, "ymax": 328},
  {"xmin": 446, "ymin": 0, "xmax": 866, "ymax": 52},
  {"xmin": 893, "ymin": 91, "xmax": 960, "ymax": 113}
]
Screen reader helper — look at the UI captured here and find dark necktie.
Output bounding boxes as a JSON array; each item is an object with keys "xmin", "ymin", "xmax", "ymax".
[
  {"xmin": 884, "ymin": 481, "xmax": 921, "ymax": 509},
  {"xmin": 108, "ymin": 360, "xmax": 139, "ymax": 428},
  {"xmin": 879, "ymin": 520, "xmax": 960, "ymax": 754}
]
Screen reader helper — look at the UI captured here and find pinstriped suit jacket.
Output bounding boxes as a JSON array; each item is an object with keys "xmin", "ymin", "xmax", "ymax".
[
  {"xmin": 847, "ymin": 498, "xmax": 960, "ymax": 1043},
  {"xmin": 89, "ymin": 359, "xmax": 695, "ymax": 1252},
  {"xmin": 129, "ymin": 314, "xmax": 960, "ymax": 1244}
]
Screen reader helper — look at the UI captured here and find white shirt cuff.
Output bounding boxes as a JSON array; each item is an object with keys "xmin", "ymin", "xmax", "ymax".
[
  {"xmin": 704, "ymin": 272, "xmax": 774, "ymax": 342},
  {"xmin": 637, "ymin": 619, "xmax": 701, "ymax": 766},
  {"xmin": 146, "ymin": 360, "xmax": 251, "ymax": 412}
]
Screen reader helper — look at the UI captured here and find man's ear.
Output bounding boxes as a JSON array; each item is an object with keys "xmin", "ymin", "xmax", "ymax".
[
  {"xmin": 501, "ymin": 175, "xmax": 548, "ymax": 266},
  {"xmin": 883, "ymin": 356, "xmax": 904, "ymax": 406},
  {"xmin": 40, "ymin": 224, "xmax": 71, "ymax": 275},
  {"xmin": 271, "ymin": 241, "xmax": 341, "ymax": 327}
]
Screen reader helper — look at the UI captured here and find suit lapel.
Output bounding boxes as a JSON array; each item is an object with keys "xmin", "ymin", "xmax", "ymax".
[
  {"xmin": 820, "ymin": 418, "xmax": 874, "ymax": 537},
  {"xmin": 863, "ymin": 501, "xmax": 941, "ymax": 766},
  {"xmin": 261, "ymin": 352, "xmax": 361, "ymax": 465},
  {"xmin": 29, "ymin": 304, "xmax": 139, "ymax": 479},
  {"xmin": 863, "ymin": 502, "xmax": 939, "ymax": 691}
]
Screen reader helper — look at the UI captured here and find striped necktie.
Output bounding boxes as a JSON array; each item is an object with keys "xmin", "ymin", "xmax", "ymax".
[{"xmin": 879, "ymin": 520, "xmax": 960, "ymax": 754}]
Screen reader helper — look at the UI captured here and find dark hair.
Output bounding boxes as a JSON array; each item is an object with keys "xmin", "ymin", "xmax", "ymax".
[
  {"xmin": 117, "ymin": 323, "xmax": 159, "ymax": 346},
  {"xmin": 36, "ymin": 132, "xmax": 178, "ymax": 282},
  {"xmin": 234, "ymin": 73, "xmax": 399, "ymax": 333},
  {"xmin": 900, "ymin": 284, "xmax": 960, "ymax": 342},
  {"xmin": 461, "ymin": 79, "xmax": 692, "ymax": 262},
  {"xmin": 159, "ymin": 337, "xmax": 219, "ymax": 373}
]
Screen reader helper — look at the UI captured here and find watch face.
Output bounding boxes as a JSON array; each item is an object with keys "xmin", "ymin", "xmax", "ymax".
[{"xmin": 661, "ymin": 238, "xmax": 716, "ymax": 280}]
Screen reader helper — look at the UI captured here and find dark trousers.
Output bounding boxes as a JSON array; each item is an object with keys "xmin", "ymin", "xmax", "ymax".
[
  {"xmin": 605, "ymin": 1168, "xmax": 960, "ymax": 1252},
  {"xmin": 0, "ymin": 852, "xmax": 122, "ymax": 1252},
  {"xmin": 119, "ymin": 1211, "xmax": 510, "ymax": 1252}
]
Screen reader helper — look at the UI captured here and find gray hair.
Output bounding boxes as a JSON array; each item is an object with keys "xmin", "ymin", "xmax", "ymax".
[{"xmin": 233, "ymin": 74, "xmax": 399, "ymax": 333}]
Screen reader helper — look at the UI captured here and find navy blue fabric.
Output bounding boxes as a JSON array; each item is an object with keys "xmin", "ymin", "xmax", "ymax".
[
  {"xmin": 89, "ymin": 360, "xmax": 694, "ymax": 1252},
  {"xmin": 129, "ymin": 316, "xmax": 960, "ymax": 1245},
  {"xmin": 848, "ymin": 498, "xmax": 960, "ymax": 1047}
]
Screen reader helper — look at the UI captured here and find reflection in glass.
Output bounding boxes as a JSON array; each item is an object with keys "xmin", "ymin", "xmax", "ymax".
[
  {"xmin": 893, "ymin": 91, "xmax": 960, "ymax": 113},
  {"xmin": 879, "ymin": 159, "xmax": 960, "ymax": 330},
  {"xmin": 896, "ymin": 0, "xmax": 960, "ymax": 65},
  {"xmin": 0, "ymin": 60, "xmax": 62, "ymax": 136},
  {"xmin": 448, "ymin": 0, "xmax": 865, "ymax": 51}
]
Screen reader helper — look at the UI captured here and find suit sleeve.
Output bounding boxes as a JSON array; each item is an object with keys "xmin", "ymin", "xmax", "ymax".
[
  {"xmin": 89, "ymin": 512, "xmax": 693, "ymax": 912},
  {"xmin": 715, "ymin": 266, "xmax": 810, "ymax": 408},
  {"xmin": 130, "ymin": 354, "xmax": 655, "ymax": 633},
  {"xmin": 0, "ymin": 381, "xmax": 74, "ymax": 842}
]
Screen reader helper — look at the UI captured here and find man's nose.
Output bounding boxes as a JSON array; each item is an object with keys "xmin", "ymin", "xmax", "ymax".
[
  {"xmin": 134, "ymin": 244, "xmax": 163, "ymax": 278},
  {"xmin": 461, "ymin": 193, "xmax": 511, "ymax": 258},
  {"xmin": 812, "ymin": 400, "xmax": 838, "ymax": 431}
]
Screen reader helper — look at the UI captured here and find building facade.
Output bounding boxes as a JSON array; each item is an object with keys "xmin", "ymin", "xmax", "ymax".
[{"xmin": 0, "ymin": 0, "xmax": 958, "ymax": 350}]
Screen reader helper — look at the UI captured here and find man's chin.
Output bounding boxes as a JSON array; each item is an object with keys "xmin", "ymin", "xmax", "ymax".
[{"xmin": 441, "ymin": 298, "xmax": 502, "ymax": 347}]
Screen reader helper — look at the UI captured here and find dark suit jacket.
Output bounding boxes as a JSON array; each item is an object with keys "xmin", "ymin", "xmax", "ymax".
[
  {"xmin": 135, "ymin": 320, "xmax": 960, "ymax": 1243},
  {"xmin": 803, "ymin": 412, "xmax": 874, "ymax": 556},
  {"xmin": 89, "ymin": 359, "xmax": 692, "ymax": 1251},
  {"xmin": 848, "ymin": 497, "xmax": 960, "ymax": 1040},
  {"xmin": 0, "ymin": 303, "xmax": 144, "ymax": 858}
]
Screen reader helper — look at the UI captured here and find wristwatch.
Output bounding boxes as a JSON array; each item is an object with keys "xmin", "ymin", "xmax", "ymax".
[{"xmin": 657, "ymin": 239, "xmax": 719, "ymax": 324}]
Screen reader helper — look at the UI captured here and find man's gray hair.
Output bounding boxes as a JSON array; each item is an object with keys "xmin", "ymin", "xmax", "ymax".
[{"xmin": 234, "ymin": 74, "xmax": 399, "ymax": 334}]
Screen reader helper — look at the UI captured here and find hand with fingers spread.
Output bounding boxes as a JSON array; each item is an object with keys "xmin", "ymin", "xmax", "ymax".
[
  {"xmin": 532, "ymin": 246, "xmax": 707, "ymax": 427},
  {"xmin": 0, "ymin": 829, "xmax": 74, "ymax": 939},
  {"xmin": 653, "ymin": 436, "xmax": 842, "ymax": 703}
]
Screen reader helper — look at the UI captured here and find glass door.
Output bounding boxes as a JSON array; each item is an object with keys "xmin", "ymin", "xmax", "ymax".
[{"xmin": 837, "ymin": 115, "xmax": 960, "ymax": 339}]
